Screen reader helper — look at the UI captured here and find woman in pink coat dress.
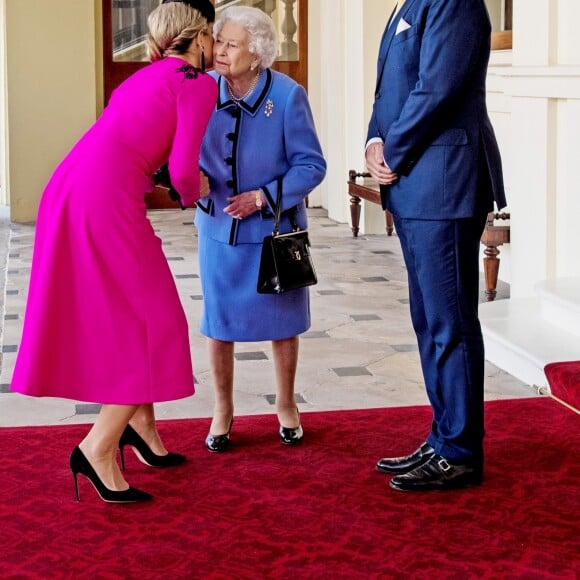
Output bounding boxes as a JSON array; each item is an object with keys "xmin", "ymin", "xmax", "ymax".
[{"xmin": 10, "ymin": 0, "xmax": 217, "ymax": 503}]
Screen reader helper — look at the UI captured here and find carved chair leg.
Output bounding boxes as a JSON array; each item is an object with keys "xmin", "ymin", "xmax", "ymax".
[
  {"xmin": 483, "ymin": 245, "xmax": 501, "ymax": 301},
  {"xmin": 385, "ymin": 211, "xmax": 394, "ymax": 236},
  {"xmin": 349, "ymin": 195, "xmax": 361, "ymax": 237}
]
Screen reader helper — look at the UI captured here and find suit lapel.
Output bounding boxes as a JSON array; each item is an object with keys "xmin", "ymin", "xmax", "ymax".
[
  {"xmin": 375, "ymin": 0, "xmax": 418, "ymax": 91},
  {"xmin": 376, "ymin": 9, "xmax": 398, "ymax": 90}
]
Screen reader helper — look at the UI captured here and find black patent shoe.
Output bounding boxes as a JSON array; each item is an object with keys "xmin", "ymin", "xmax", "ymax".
[
  {"xmin": 119, "ymin": 425, "xmax": 186, "ymax": 470},
  {"xmin": 389, "ymin": 454, "xmax": 483, "ymax": 492},
  {"xmin": 279, "ymin": 409, "xmax": 303, "ymax": 445},
  {"xmin": 279, "ymin": 423, "xmax": 304, "ymax": 445},
  {"xmin": 70, "ymin": 446, "xmax": 152, "ymax": 503},
  {"xmin": 376, "ymin": 442, "xmax": 435, "ymax": 475},
  {"xmin": 205, "ymin": 419, "xmax": 233, "ymax": 453}
]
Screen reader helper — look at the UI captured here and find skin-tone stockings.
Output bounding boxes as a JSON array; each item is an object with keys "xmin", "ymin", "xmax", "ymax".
[
  {"xmin": 79, "ymin": 404, "xmax": 138, "ymax": 492},
  {"xmin": 78, "ymin": 403, "xmax": 167, "ymax": 492},
  {"xmin": 208, "ymin": 336, "xmax": 301, "ymax": 435}
]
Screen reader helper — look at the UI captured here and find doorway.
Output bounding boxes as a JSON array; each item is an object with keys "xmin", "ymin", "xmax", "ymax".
[{"xmin": 102, "ymin": 0, "xmax": 308, "ymax": 208}]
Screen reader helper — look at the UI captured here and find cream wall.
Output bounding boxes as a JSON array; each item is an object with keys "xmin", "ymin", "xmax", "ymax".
[
  {"xmin": 4, "ymin": 0, "xmax": 97, "ymax": 223},
  {"xmin": 4, "ymin": 0, "xmax": 393, "ymax": 228},
  {"xmin": 486, "ymin": 51, "xmax": 514, "ymax": 286},
  {"xmin": 310, "ymin": 0, "xmax": 580, "ymax": 300},
  {"xmin": 490, "ymin": 0, "xmax": 580, "ymax": 296},
  {"xmin": 3, "ymin": 0, "xmax": 580, "ymax": 302},
  {"xmin": 0, "ymin": 1, "xmax": 7, "ymax": 205},
  {"xmin": 309, "ymin": 0, "xmax": 395, "ymax": 231}
]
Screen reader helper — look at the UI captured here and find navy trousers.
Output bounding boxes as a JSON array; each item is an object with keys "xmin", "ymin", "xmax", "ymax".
[{"xmin": 393, "ymin": 212, "xmax": 488, "ymax": 462}]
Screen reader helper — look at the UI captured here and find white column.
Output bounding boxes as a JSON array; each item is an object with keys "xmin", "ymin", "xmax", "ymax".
[
  {"xmin": 513, "ymin": 0, "xmax": 552, "ymax": 66},
  {"xmin": 358, "ymin": 0, "xmax": 396, "ymax": 234},
  {"xmin": 508, "ymin": 95, "xmax": 555, "ymax": 296},
  {"xmin": 307, "ymin": 0, "xmax": 345, "ymax": 214},
  {"xmin": 557, "ymin": 0, "xmax": 580, "ymax": 65},
  {"xmin": 555, "ymin": 98, "xmax": 580, "ymax": 276},
  {"xmin": 308, "ymin": 0, "xmax": 396, "ymax": 231}
]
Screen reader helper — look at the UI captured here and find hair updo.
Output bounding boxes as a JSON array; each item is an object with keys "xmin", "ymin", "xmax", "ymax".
[{"xmin": 146, "ymin": 2, "xmax": 210, "ymax": 63}]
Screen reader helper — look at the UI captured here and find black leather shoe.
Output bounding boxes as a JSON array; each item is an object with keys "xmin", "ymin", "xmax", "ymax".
[
  {"xmin": 376, "ymin": 442, "xmax": 435, "ymax": 475},
  {"xmin": 119, "ymin": 425, "xmax": 186, "ymax": 470},
  {"xmin": 389, "ymin": 454, "xmax": 483, "ymax": 492},
  {"xmin": 70, "ymin": 446, "xmax": 152, "ymax": 503},
  {"xmin": 279, "ymin": 409, "xmax": 303, "ymax": 445},
  {"xmin": 205, "ymin": 419, "xmax": 233, "ymax": 453},
  {"xmin": 279, "ymin": 423, "xmax": 303, "ymax": 445}
]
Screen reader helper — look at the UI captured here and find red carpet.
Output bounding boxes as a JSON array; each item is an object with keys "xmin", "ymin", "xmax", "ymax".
[
  {"xmin": 544, "ymin": 360, "xmax": 580, "ymax": 410},
  {"xmin": 1, "ymin": 398, "xmax": 578, "ymax": 579}
]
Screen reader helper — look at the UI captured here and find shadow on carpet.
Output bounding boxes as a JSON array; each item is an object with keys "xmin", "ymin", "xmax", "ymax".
[{"xmin": 1, "ymin": 398, "xmax": 578, "ymax": 579}]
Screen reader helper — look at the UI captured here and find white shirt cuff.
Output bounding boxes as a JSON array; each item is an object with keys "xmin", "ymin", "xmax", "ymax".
[
  {"xmin": 365, "ymin": 137, "xmax": 388, "ymax": 166},
  {"xmin": 365, "ymin": 137, "xmax": 384, "ymax": 150}
]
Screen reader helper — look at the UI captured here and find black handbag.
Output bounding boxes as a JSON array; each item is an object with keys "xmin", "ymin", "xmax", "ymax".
[{"xmin": 257, "ymin": 179, "xmax": 317, "ymax": 294}]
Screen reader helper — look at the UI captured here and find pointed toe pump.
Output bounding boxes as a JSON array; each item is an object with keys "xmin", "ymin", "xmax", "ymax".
[
  {"xmin": 205, "ymin": 419, "xmax": 233, "ymax": 453},
  {"xmin": 70, "ymin": 446, "xmax": 152, "ymax": 503},
  {"xmin": 119, "ymin": 424, "xmax": 187, "ymax": 470}
]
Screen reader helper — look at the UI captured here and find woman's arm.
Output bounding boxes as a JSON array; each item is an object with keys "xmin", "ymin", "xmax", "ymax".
[{"xmin": 168, "ymin": 73, "xmax": 218, "ymax": 207}]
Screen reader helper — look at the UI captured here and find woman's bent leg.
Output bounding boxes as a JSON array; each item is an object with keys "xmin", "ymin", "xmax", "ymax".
[
  {"xmin": 129, "ymin": 403, "xmax": 168, "ymax": 455},
  {"xmin": 78, "ymin": 404, "xmax": 139, "ymax": 491}
]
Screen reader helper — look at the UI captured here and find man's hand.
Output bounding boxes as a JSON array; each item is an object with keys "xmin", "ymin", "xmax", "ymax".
[{"xmin": 365, "ymin": 142, "xmax": 398, "ymax": 185}]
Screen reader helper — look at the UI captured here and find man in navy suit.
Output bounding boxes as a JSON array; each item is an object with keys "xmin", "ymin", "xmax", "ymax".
[{"xmin": 366, "ymin": 0, "xmax": 506, "ymax": 491}]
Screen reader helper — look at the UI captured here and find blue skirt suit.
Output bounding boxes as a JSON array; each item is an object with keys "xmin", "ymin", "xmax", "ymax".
[{"xmin": 196, "ymin": 69, "xmax": 326, "ymax": 341}]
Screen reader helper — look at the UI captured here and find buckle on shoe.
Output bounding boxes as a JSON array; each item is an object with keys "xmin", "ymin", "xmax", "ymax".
[{"xmin": 437, "ymin": 458, "xmax": 452, "ymax": 472}]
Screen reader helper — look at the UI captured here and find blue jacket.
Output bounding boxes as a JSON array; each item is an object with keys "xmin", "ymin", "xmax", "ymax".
[
  {"xmin": 367, "ymin": 0, "xmax": 506, "ymax": 218},
  {"xmin": 196, "ymin": 69, "xmax": 326, "ymax": 245}
]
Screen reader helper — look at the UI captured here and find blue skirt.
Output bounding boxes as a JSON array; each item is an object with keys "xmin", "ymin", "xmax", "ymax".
[{"xmin": 198, "ymin": 234, "xmax": 311, "ymax": 341}]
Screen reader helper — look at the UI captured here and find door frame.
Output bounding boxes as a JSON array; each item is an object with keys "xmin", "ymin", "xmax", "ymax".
[
  {"xmin": 102, "ymin": 0, "xmax": 308, "ymax": 208},
  {"xmin": 102, "ymin": 0, "xmax": 308, "ymax": 105}
]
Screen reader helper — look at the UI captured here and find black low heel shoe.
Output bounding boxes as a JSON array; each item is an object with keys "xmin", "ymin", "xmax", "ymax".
[
  {"xmin": 205, "ymin": 419, "xmax": 233, "ymax": 453},
  {"xmin": 279, "ymin": 410, "xmax": 304, "ymax": 445},
  {"xmin": 70, "ymin": 446, "xmax": 152, "ymax": 503},
  {"xmin": 279, "ymin": 423, "xmax": 304, "ymax": 445},
  {"xmin": 119, "ymin": 425, "xmax": 186, "ymax": 470}
]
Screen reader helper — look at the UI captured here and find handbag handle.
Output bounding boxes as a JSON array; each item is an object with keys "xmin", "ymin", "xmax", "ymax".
[
  {"xmin": 272, "ymin": 177, "xmax": 299, "ymax": 237},
  {"xmin": 272, "ymin": 177, "xmax": 283, "ymax": 236}
]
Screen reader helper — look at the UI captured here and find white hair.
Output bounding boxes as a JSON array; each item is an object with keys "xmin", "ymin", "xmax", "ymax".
[{"xmin": 213, "ymin": 6, "xmax": 278, "ymax": 69}]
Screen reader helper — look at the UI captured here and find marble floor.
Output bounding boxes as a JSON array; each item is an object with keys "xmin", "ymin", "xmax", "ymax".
[{"xmin": 0, "ymin": 207, "xmax": 534, "ymax": 427}]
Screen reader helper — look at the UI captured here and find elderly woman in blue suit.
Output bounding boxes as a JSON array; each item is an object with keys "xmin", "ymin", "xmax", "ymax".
[{"xmin": 195, "ymin": 6, "xmax": 326, "ymax": 452}]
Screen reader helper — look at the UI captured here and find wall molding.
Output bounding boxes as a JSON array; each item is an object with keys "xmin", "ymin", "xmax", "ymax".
[{"xmin": 494, "ymin": 66, "xmax": 580, "ymax": 98}]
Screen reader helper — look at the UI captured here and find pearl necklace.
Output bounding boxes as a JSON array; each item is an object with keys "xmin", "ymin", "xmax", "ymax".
[{"xmin": 227, "ymin": 70, "xmax": 261, "ymax": 103}]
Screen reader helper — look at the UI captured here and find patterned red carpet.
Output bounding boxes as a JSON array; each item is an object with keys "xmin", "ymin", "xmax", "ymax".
[
  {"xmin": 1, "ymin": 398, "xmax": 578, "ymax": 579},
  {"xmin": 544, "ymin": 360, "xmax": 580, "ymax": 410}
]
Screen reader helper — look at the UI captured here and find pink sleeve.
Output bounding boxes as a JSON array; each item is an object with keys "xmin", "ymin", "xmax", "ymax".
[{"xmin": 168, "ymin": 73, "xmax": 217, "ymax": 207}]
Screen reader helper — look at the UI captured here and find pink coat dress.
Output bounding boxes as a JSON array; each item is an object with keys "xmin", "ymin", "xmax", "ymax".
[{"xmin": 10, "ymin": 57, "xmax": 217, "ymax": 404}]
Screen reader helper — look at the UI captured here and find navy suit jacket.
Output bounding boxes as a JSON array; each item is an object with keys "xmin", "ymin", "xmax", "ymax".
[{"xmin": 367, "ymin": 0, "xmax": 506, "ymax": 218}]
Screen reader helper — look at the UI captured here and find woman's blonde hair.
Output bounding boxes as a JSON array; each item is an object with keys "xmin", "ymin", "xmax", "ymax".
[{"xmin": 146, "ymin": 2, "xmax": 209, "ymax": 62}]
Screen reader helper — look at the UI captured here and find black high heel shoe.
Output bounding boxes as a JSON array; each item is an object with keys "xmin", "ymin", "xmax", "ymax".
[
  {"xmin": 70, "ymin": 446, "xmax": 152, "ymax": 503},
  {"xmin": 279, "ymin": 409, "xmax": 304, "ymax": 445},
  {"xmin": 205, "ymin": 418, "xmax": 233, "ymax": 453},
  {"xmin": 119, "ymin": 424, "xmax": 186, "ymax": 470}
]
